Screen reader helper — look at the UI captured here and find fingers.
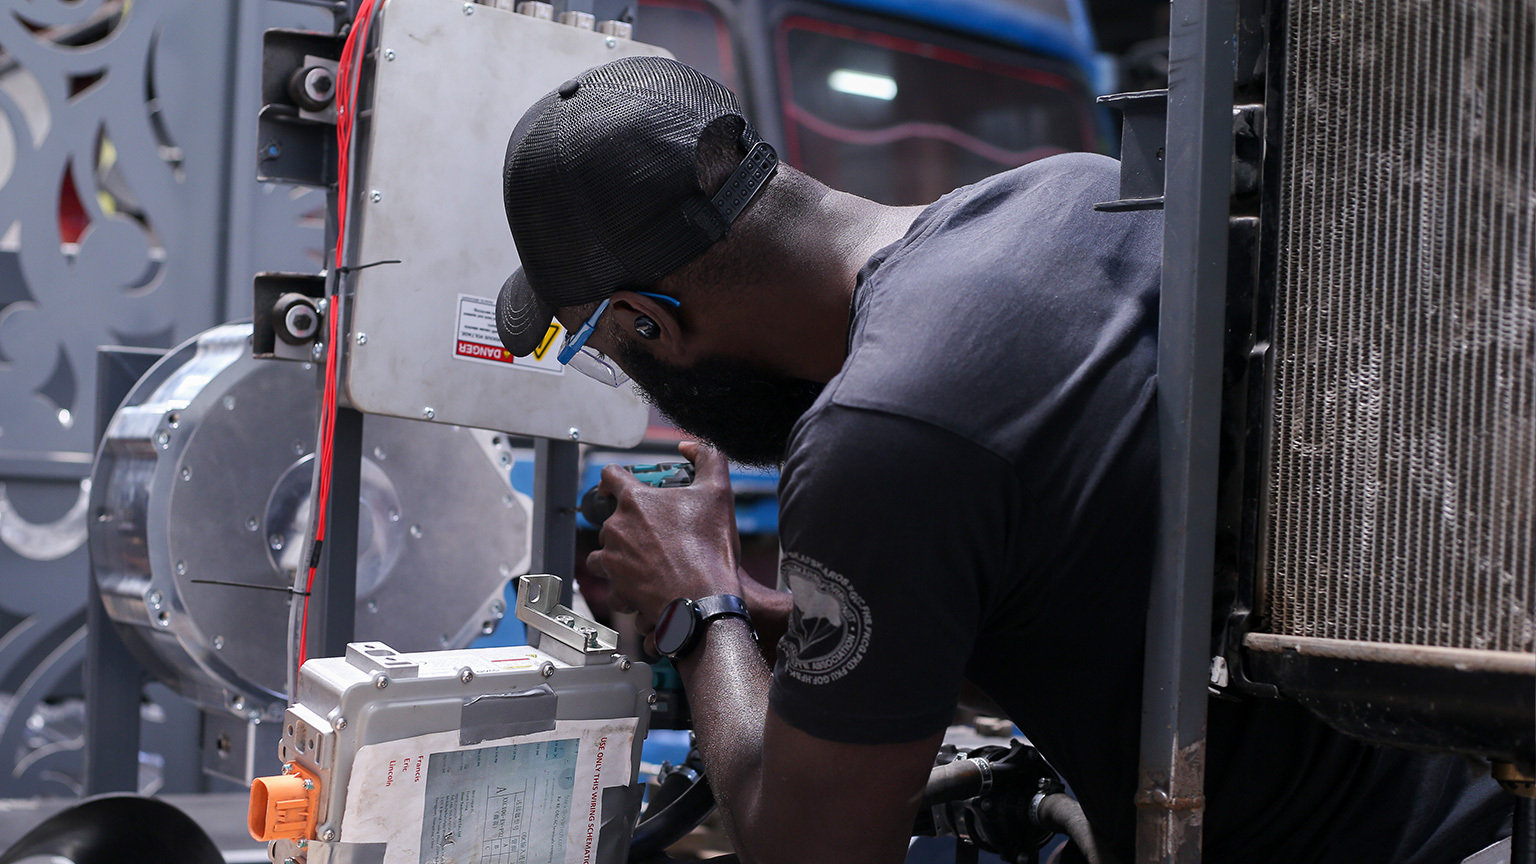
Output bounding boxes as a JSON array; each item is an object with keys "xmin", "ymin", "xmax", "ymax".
[
  {"xmin": 596, "ymin": 462, "xmax": 643, "ymax": 497},
  {"xmin": 680, "ymin": 440, "xmax": 731, "ymax": 488}
]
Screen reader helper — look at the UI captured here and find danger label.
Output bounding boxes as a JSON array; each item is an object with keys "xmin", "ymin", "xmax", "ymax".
[{"xmin": 454, "ymin": 294, "xmax": 563, "ymax": 375}]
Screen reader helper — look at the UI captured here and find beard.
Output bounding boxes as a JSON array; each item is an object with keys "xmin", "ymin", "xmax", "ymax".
[{"xmin": 617, "ymin": 342, "xmax": 825, "ymax": 468}]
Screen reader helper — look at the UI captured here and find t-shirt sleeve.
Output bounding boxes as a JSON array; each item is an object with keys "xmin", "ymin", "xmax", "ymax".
[{"xmin": 769, "ymin": 403, "xmax": 1020, "ymax": 744}]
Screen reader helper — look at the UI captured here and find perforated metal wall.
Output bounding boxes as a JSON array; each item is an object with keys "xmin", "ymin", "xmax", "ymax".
[{"xmin": 1263, "ymin": 0, "xmax": 1535, "ymax": 654}]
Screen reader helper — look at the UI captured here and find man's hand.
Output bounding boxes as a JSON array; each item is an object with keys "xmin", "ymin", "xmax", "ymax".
[{"xmin": 588, "ymin": 441, "xmax": 743, "ymax": 631}]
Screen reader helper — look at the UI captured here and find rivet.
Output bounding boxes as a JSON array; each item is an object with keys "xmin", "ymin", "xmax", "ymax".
[{"xmin": 355, "ymin": 332, "xmax": 368, "ymax": 345}]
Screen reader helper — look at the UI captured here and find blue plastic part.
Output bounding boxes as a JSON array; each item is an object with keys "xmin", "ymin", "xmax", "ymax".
[
  {"xmin": 817, "ymin": 0, "xmax": 1099, "ymax": 73},
  {"xmin": 639, "ymin": 729, "xmax": 694, "ymax": 775},
  {"xmin": 507, "ymin": 457, "xmax": 780, "ymax": 534}
]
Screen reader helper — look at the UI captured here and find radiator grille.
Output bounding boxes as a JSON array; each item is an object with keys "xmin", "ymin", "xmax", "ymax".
[{"xmin": 1264, "ymin": 0, "xmax": 1535, "ymax": 653}]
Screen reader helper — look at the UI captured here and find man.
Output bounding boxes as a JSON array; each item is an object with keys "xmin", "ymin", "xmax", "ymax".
[{"xmin": 495, "ymin": 57, "xmax": 1509, "ymax": 864}]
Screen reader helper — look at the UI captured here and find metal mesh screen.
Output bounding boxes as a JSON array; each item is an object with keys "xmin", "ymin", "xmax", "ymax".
[{"xmin": 1264, "ymin": 0, "xmax": 1536, "ymax": 654}]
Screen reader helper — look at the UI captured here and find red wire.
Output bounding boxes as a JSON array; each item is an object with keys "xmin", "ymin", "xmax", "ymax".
[{"xmin": 299, "ymin": 0, "xmax": 377, "ymax": 677}]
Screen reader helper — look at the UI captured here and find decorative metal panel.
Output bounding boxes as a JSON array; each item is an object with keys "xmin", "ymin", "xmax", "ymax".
[{"xmin": 1264, "ymin": 0, "xmax": 1535, "ymax": 654}]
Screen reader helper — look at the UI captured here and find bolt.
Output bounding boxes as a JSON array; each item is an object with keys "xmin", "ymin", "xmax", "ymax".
[
  {"xmin": 303, "ymin": 778, "xmax": 314, "ymax": 790},
  {"xmin": 269, "ymin": 534, "xmax": 285, "ymax": 551},
  {"xmin": 458, "ymin": 667, "xmax": 474, "ymax": 683},
  {"xmin": 175, "ymin": 560, "xmax": 187, "ymax": 575},
  {"xmin": 222, "ymin": 395, "xmax": 237, "ymax": 410},
  {"xmin": 335, "ymin": 717, "xmax": 347, "ymax": 730},
  {"xmin": 293, "ymin": 440, "xmax": 307, "ymax": 455},
  {"xmin": 374, "ymin": 674, "xmax": 389, "ymax": 689},
  {"xmin": 369, "ymin": 189, "xmax": 382, "ymax": 203},
  {"xmin": 282, "ymin": 762, "xmax": 295, "ymax": 774},
  {"xmin": 155, "ymin": 430, "xmax": 170, "ymax": 448},
  {"xmin": 540, "ymin": 662, "xmax": 555, "ymax": 678},
  {"xmin": 180, "ymin": 465, "xmax": 192, "ymax": 481},
  {"xmin": 409, "ymin": 524, "xmax": 423, "ymax": 538},
  {"xmin": 578, "ymin": 626, "xmax": 599, "ymax": 649},
  {"xmin": 619, "ymin": 657, "xmax": 632, "ymax": 671},
  {"xmin": 373, "ymin": 446, "xmax": 388, "ymax": 460},
  {"xmin": 232, "ymin": 696, "xmax": 246, "ymax": 711},
  {"xmin": 567, "ymin": 427, "xmax": 580, "ymax": 440},
  {"xmin": 554, "ymin": 614, "xmax": 576, "ymax": 627},
  {"xmin": 606, "ymin": 37, "xmax": 616, "ymax": 48},
  {"xmin": 246, "ymin": 516, "xmax": 259, "ymax": 531},
  {"xmin": 422, "ymin": 407, "xmax": 436, "ymax": 419},
  {"xmin": 385, "ymin": 48, "xmax": 396, "ymax": 60},
  {"xmin": 647, "ymin": 692, "xmax": 658, "ymax": 705},
  {"xmin": 356, "ymin": 332, "xmax": 368, "ymax": 345},
  {"xmin": 322, "ymin": 829, "xmax": 336, "ymax": 842},
  {"xmin": 147, "ymin": 589, "xmax": 164, "ymax": 608},
  {"xmin": 214, "ymin": 635, "xmax": 225, "ymax": 650},
  {"xmin": 463, "ymin": 1, "xmax": 474, "ymax": 12},
  {"xmin": 490, "ymin": 599, "xmax": 506, "ymax": 616},
  {"xmin": 312, "ymin": 343, "xmax": 324, "ymax": 359}
]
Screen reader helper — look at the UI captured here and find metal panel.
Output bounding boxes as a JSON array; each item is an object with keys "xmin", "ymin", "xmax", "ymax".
[
  {"xmin": 343, "ymin": 1, "xmax": 657, "ymax": 447},
  {"xmin": 1262, "ymin": 0, "xmax": 1535, "ymax": 658}
]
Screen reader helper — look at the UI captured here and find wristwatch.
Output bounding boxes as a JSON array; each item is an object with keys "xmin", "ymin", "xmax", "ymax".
[{"xmin": 653, "ymin": 594, "xmax": 753, "ymax": 659}]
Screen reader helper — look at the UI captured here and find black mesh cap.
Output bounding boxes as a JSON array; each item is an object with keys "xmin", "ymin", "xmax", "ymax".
[{"xmin": 498, "ymin": 56, "xmax": 776, "ymax": 356}]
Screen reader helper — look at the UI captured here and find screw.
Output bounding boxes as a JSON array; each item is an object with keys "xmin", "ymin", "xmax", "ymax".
[
  {"xmin": 297, "ymin": 840, "xmax": 307, "ymax": 849},
  {"xmin": 490, "ymin": 599, "xmax": 506, "ymax": 616},
  {"xmin": 155, "ymin": 430, "xmax": 170, "ymax": 448},
  {"xmin": 606, "ymin": 37, "xmax": 616, "ymax": 47},
  {"xmin": 554, "ymin": 614, "xmax": 575, "ymax": 627},
  {"xmin": 246, "ymin": 516, "xmax": 259, "ymax": 531},
  {"xmin": 422, "ymin": 407, "xmax": 435, "ymax": 419},
  {"xmin": 222, "ymin": 395, "xmax": 236, "ymax": 410},
  {"xmin": 282, "ymin": 762, "xmax": 295, "ymax": 774},
  {"xmin": 355, "ymin": 332, "xmax": 368, "ymax": 345},
  {"xmin": 540, "ymin": 662, "xmax": 555, "ymax": 678},
  {"xmin": 373, "ymin": 446, "xmax": 388, "ymax": 460},
  {"xmin": 180, "ymin": 465, "xmax": 192, "ymax": 481},
  {"xmin": 233, "ymin": 696, "xmax": 246, "ymax": 710},
  {"xmin": 369, "ymin": 189, "xmax": 382, "ymax": 202},
  {"xmin": 385, "ymin": 48, "xmax": 396, "ymax": 60},
  {"xmin": 578, "ymin": 626, "xmax": 599, "ymax": 649},
  {"xmin": 619, "ymin": 657, "xmax": 632, "ymax": 671},
  {"xmin": 567, "ymin": 427, "xmax": 580, "ymax": 440},
  {"xmin": 175, "ymin": 560, "xmax": 187, "ymax": 575},
  {"xmin": 335, "ymin": 717, "xmax": 347, "ymax": 730},
  {"xmin": 293, "ymin": 440, "xmax": 307, "ymax": 455},
  {"xmin": 303, "ymin": 778, "xmax": 314, "ymax": 790},
  {"xmin": 322, "ymin": 829, "xmax": 336, "ymax": 842},
  {"xmin": 312, "ymin": 343, "xmax": 324, "ymax": 359},
  {"xmin": 269, "ymin": 534, "xmax": 285, "ymax": 551},
  {"xmin": 458, "ymin": 667, "xmax": 474, "ymax": 683},
  {"xmin": 374, "ymin": 674, "xmax": 389, "ymax": 689},
  {"xmin": 498, "ymin": 452, "xmax": 510, "ymax": 465},
  {"xmin": 409, "ymin": 524, "xmax": 423, "ymax": 538},
  {"xmin": 463, "ymin": 1, "xmax": 474, "ymax": 12},
  {"xmin": 284, "ymin": 856, "xmax": 297, "ymax": 864},
  {"xmin": 147, "ymin": 589, "xmax": 164, "ymax": 607},
  {"xmin": 214, "ymin": 635, "xmax": 225, "ymax": 650},
  {"xmin": 647, "ymin": 692, "xmax": 658, "ymax": 705}
]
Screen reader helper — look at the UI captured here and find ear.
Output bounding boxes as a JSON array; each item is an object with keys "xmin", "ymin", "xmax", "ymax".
[{"xmin": 607, "ymin": 290, "xmax": 689, "ymax": 361}]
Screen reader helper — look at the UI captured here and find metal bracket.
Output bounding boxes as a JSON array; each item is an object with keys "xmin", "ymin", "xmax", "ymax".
[
  {"xmin": 515, "ymin": 575, "xmax": 617, "ymax": 666},
  {"xmin": 253, "ymin": 272, "xmax": 326, "ymax": 361},
  {"xmin": 1095, "ymin": 89, "xmax": 1168, "ymax": 212},
  {"xmin": 257, "ymin": 29, "xmax": 344, "ymax": 186}
]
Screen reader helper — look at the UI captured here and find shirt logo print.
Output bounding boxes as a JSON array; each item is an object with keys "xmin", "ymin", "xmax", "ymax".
[{"xmin": 780, "ymin": 551, "xmax": 872, "ymax": 685}]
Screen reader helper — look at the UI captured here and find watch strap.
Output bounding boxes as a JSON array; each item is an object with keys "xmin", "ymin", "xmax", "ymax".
[{"xmin": 694, "ymin": 593, "xmax": 751, "ymax": 626}]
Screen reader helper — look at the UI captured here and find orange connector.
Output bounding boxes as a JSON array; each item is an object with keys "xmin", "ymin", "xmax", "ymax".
[{"xmin": 249, "ymin": 763, "xmax": 322, "ymax": 842}]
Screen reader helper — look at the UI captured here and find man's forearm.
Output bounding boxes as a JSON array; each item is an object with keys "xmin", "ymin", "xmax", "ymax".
[{"xmin": 675, "ymin": 618, "xmax": 772, "ymax": 858}]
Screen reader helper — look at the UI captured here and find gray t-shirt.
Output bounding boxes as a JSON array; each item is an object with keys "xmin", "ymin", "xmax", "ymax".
[{"xmin": 769, "ymin": 153, "xmax": 1508, "ymax": 863}]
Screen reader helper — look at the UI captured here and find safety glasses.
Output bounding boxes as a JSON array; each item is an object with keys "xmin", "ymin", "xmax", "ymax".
[{"xmin": 557, "ymin": 292, "xmax": 680, "ymax": 387}]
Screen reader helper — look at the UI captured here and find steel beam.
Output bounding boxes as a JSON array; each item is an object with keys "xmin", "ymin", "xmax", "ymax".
[{"xmin": 1135, "ymin": 0, "xmax": 1235, "ymax": 861}]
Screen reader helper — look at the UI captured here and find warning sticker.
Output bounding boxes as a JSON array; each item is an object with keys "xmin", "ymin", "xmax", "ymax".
[
  {"xmin": 454, "ymin": 295, "xmax": 564, "ymax": 375},
  {"xmin": 341, "ymin": 719, "xmax": 636, "ymax": 864}
]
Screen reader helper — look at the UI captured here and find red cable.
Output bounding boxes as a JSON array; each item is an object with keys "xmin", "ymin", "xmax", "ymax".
[{"xmin": 299, "ymin": 0, "xmax": 377, "ymax": 676}]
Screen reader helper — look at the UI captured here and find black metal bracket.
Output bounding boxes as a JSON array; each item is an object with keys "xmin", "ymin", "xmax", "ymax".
[
  {"xmin": 257, "ymin": 29, "xmax": 344, "ymax": 187},
  {"xmin": 1095, "ymin": 89, "xmax": 1168, "ymax": 212},
  {"xmin": 253, "ymin": 272, "xmax": 326, "ymax": 361}
]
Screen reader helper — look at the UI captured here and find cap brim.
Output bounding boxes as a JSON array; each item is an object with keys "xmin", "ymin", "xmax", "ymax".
[{"xmin": 496, "ymin": 267, "xmax": 557, "ymax": 357}]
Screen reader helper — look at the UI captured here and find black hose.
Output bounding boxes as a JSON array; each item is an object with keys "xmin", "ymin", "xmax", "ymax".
[
  {"xmin": 923, "ymin": 757, "xmax": 991, "ymax": 806},
  {"xmin": 1514, "ymin": 797, "xmax": 1535, "ymax": 864},
  {"xmin": 1034, "ymin": 793, "xmax": 1110, "ymax": 864},
  {"xmin": 629, "ymin": 772, "xmax": 717, "ymax": 860}
]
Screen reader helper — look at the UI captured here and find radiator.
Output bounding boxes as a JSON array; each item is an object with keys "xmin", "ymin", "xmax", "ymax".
[{"xmin": 1247, "ymin": 0, "xmax": 1534, "ymax": 757}]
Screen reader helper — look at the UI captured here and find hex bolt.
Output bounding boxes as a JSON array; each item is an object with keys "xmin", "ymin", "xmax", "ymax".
[
  {"xmin": 540, "ymin": 662, "xmax": 555, "ymax": 678},
  {"xmin": 355, "ymin": 332, "xmax": 368, "ymax": 345},
  {"xmin": 458, "ymin": 667, "xmax": 475, "ymax": 684}
]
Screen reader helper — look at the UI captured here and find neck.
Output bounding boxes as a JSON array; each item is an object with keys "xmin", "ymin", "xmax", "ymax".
[{"xmin": 759, "ymin": 188, "xmax": 924, "ymax": 382}]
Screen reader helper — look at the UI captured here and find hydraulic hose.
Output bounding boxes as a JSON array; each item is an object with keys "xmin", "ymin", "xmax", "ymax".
[
  {"xmin": 1033, "ymin": 793, "xmax": 1109, "ymax": 864},
  {"xmin": 923, "ymin": 756, "xmax": 994, "ymax": 806}
]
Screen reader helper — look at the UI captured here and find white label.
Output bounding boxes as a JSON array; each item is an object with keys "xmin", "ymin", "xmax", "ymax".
[
  {"xmin": 454, "ymin": 294, "xmax": 564, "ymax": 375},
  {"xmin": 342, "ymin": 719, "xmax": 636, "ymax": 864}
]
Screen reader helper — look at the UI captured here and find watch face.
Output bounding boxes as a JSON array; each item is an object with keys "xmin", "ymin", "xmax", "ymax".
[{"xmin": 654, "ymin": 598, "xmax": 697, "ymax": 658}]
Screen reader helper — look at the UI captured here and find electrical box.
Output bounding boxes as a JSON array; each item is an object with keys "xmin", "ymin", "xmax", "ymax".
[
  {"xmin": 342, "ymin": 0, "xmax": 665, "ymax": 446},
  {"xmin": 256, "ymin": 576, "xmax": 652, "ymax": 864}
]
